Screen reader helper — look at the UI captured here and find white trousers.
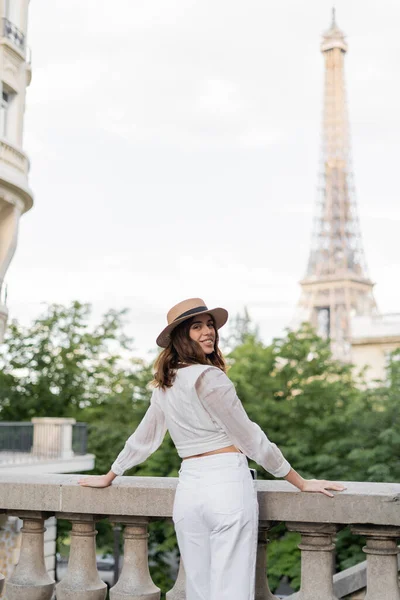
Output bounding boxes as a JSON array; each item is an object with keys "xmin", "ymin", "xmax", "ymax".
[{"xmin": 173, "ymin": 452, "xmax": 259, "ymax": 600}]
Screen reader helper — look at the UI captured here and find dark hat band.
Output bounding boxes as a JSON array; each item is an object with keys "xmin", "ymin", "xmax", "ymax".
[{"xmin": 173, "ymin": 305, "xmax": 208, "ymax": 322}]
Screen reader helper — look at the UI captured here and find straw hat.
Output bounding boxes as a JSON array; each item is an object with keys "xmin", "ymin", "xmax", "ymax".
[{"xmin": 156, "ymin": 298, "xmax": 228, "ymax": 348}]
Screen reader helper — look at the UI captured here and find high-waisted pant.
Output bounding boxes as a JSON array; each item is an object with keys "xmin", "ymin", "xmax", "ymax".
[{"xmin": 172, "ymin": 452, "xmax": 259, "ymax": 600}]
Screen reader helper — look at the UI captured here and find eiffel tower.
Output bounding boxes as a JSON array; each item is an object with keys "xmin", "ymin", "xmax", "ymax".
[{"xmin": 297, "ymin": 9, "xmax": 376, "ymax": 360}]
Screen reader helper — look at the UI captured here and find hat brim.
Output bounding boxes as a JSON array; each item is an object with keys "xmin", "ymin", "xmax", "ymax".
[{"xmin": 156, "ymin": 307, "xmax": 228, "ymax": 348}]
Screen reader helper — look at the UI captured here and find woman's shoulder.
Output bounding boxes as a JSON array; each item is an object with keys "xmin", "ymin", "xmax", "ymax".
[
  {"xmin": 176, "ymin": 363, "xmax": 212, "ymax": 377},
  {"xmin": 175, "ymin": 364, "xmax": 221, "ymax": 386},
  {"xmin": 180, "ymin": 364, "xmax": 233, "ymax": 391}
]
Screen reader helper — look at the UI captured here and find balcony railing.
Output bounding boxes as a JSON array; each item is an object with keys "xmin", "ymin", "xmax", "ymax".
[
  {"xmin": 0, "ymin": 477, "xmax": 399, "ymax": 599},
  {"xmin": 72, "ymin": 422, "xmax": 88, "ymax": 456},
  {"xmin": 0, "ymin": 419, "xmax": 88, "ymax": 464},
  {"xmin": 0, "ymin": 423, "xmax": 33, "ymax": 454},
  {"xmin": 0, "ymin": 138, "xmax": 30, "ymax": 174},
  {"xmin": 2, "ymin": 18, "xmax": 25, "ymax": 50}
]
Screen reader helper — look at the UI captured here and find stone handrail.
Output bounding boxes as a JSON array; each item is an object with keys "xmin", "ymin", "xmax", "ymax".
[{"xmin": 0, "ymin": 475, "xmax": 399, "ymax": 599}]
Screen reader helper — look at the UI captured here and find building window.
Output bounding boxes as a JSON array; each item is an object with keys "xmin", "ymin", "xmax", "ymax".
[{"xmin": 0, "ymin": 91, "xmax": 10, "ymax": 138}]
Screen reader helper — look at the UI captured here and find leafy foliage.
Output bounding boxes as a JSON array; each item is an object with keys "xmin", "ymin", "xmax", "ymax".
[
  {"xmin": 0, "ymin": 301, "xmax": 133, "ymax": 420},
  {"xmin": 267, "ymin": 529, "xmax": 302, "ymax": 592},
  {"xmin": 229, "ymin": 325, "xmax": 362, "ymax": 480}
]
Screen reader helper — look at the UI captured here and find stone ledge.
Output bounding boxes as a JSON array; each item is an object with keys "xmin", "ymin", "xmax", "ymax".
[
  {"xmin": 0, "ymin": 454, "xmax": 95, "ymax": 475},
  {"xmin": 0, "ymin": 476, "xmax": 399, "ymax": 525}
]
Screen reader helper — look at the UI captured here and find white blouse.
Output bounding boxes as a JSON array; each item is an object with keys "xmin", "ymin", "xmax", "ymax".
[{"xmin": 111, "ymin": 364, "xmax": 291, "ymax": 479}]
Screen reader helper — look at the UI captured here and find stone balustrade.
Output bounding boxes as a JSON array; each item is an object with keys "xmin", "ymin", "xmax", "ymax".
[
  {"xmin": 0, "ymin": 475, "xmax": 399, "ymax": 599},
  {"xmin": 0, "ymin": 140, "xmax": 29, "ymax": 175}
]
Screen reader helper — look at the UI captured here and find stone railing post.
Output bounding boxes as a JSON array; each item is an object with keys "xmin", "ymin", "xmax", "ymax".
[
  {"xmin": 55, "ymin": 514, "xmax": 107, "ymax": 600},
  {"xmin": 109, "ymin": 517, "xmax": 160, "ymax": 600},
  {"xmin": 255, "ymin": 522, "xmax": 279, "ymax": 600},
  {"xmin": 32, "ymin": 417, "xmax": 76, "ymax": 459},
  {"xmin": 4, "ymin": 512, "xmax": 55, "ymax": 600},
  {"xmin": 351, "ymin": 525, "xmax": 400, "ymax": 600},
  {"xmin": 287, "ymin": 522, "xmax": 339, "ymax": 600},
  {"xmin": 166, "ymin": 556, "xmax": 185, "ymax": 600}
]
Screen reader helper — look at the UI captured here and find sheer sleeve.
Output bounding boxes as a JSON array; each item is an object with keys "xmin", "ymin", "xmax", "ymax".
[
  {"xmin": 110, "ymin": 392, "xmax": 167, "ymax": 476},
  {"xmin": 195, "ymin": 367, "xmax": 291, "ymax": 478}
]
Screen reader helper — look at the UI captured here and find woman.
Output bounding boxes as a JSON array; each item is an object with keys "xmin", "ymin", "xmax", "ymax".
[{"xmin": 79, "ymin": 298, "xmax": 345, "ymax": 600}]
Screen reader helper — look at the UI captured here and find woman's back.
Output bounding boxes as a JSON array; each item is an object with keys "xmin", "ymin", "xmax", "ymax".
[{"xmin": 156, "ymin": 364, "xmax": 233, "ymax": 459}]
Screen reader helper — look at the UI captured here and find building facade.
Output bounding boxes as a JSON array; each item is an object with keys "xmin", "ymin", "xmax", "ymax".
[
  {"xmin": 0, "ymin": 0, "xmax": 33, "ymax": 341},
  {"xmin": 350, "ymin": 313, "xmax": 400, "ymax": 382}
]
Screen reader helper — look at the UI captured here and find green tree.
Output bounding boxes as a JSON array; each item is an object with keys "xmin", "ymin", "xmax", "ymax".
[
  {"xmin": 343, "ymin": 349, "xmax": 400, "ymax": 483},
  {"xmin": 228, "ymin": 324, "xmax": 361, "ymax": 481},
  {"xmin": 0, "ymin": 301, "xmax": 134, "ymax": 420}
]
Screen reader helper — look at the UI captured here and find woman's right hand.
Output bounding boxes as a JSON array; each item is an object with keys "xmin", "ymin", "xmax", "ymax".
[
  {"xmin": 301, "ymin": 478, "xmax": 346, "ymax": 497},
  {"xmin": 284, "ymin": 468, "xmax": 346, "ymax": 497},
  {"xmin": 78, "ymin": 473, "xmax": 115, "ymax": 488}
]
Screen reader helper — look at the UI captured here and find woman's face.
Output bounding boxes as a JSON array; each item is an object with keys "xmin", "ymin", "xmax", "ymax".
[{"xmin": 188, "ymin": 313, "xmax": 216, "ymax": 355}]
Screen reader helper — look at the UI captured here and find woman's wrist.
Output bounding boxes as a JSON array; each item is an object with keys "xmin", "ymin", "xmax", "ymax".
[
  {"xmin": 106, "ymin": 470, "xmax": 118, "ymax": 483},
  {"xmin": 283, "ymin": 468, "xmax": 306, "ymax": 491}
]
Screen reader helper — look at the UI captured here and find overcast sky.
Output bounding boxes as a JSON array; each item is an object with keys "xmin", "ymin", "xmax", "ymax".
[{"xmin": 7, "ymin": 0, "xmax": 400, "ymax": 357}]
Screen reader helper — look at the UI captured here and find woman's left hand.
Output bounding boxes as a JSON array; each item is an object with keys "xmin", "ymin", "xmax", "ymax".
[
  {"xmin": 301, "ymin": 479, "xmax": 346, "ymax": 497},
  {"xmin": 78, "ymin": 473, "xmax": 115, "ymax": 488}
]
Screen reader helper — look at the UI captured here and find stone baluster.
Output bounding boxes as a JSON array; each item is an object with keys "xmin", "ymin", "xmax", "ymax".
[
  {"xmin": 166, "ymin": 556, "xmax": 185, "ymax": 600},
  {"xmin": 351, "ymin": 525, "xmax": 400, "ymax": 600},
  {"xmin": 0, "ymin": 573, "xmax": 5, "ymax": 595},
  {"xmin": 286, "ymin": 522, "xmax": 339, "ymax": 600},
  {"xmin": 109, "ymin": 517, "xmax": 160, "ymax": 600},
  {"xmin": 255, "ymin": 522, "xmax": 279, "ymax": 600},
  {"xmin": 55, "ymin": 514, "xmax": 107, "ymax": 600},
  {"xmin": 4, "ymin": 513, "xmax": 55, "ymax": 600}
]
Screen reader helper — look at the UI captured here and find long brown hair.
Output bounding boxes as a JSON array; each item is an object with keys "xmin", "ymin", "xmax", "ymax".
[{"xmin": 152, "ymin": 316, "xmax": 226, "ymax": 389}]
